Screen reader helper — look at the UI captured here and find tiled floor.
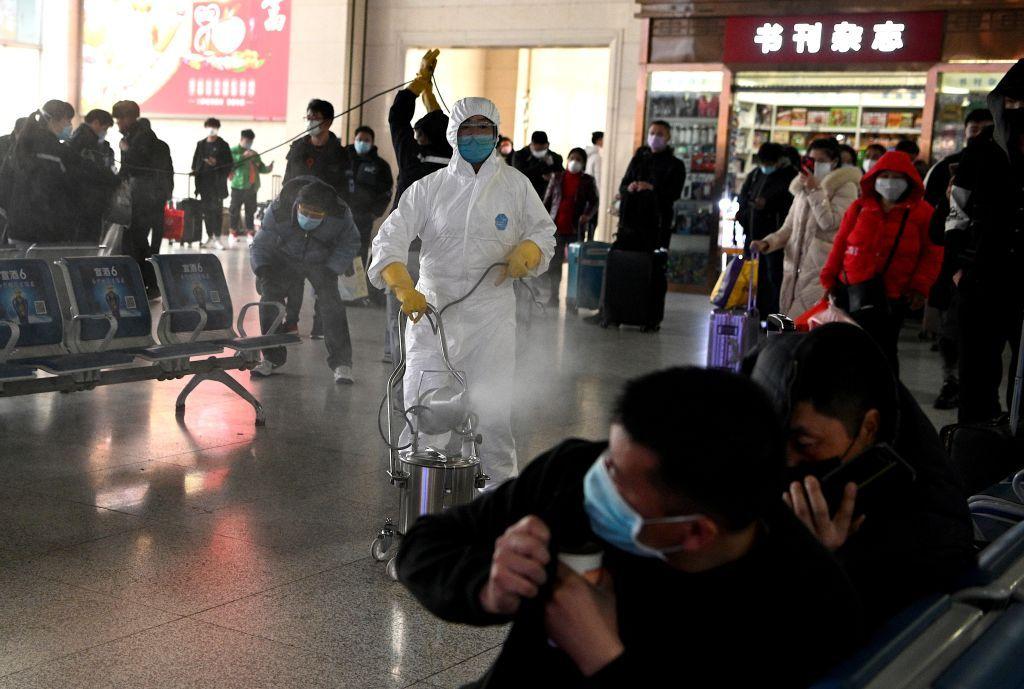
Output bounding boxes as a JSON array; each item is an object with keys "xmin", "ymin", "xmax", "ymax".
[{"xmin": 0, "ymin": 246, "xmax": 955, "ymax": 687}]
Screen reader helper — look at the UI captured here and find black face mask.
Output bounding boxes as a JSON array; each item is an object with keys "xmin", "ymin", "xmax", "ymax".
[
  {"xmin": 1004, "ymin": 108, "xmax": 1024, "ymax": 134},
  {"xmin": 780, "ymin": 456, "xmax": 843, "ymax": 491}
]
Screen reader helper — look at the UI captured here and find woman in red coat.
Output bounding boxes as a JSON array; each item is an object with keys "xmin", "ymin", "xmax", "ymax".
[
  {"xmin": 542, "ymin": 147, "xmax": 599, "ymax": 307},
  {"xmin": 820, "ymin": 151, "xmax": 943, "ymax": 375}
]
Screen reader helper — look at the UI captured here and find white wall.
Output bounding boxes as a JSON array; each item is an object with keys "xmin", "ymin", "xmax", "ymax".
[{"xmin": 365, "ymin": 0, "xmax": 643, "ymax": 240}]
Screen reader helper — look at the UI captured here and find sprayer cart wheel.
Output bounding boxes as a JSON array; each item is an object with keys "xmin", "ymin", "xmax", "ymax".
[
  {"xmin": 371, "ymin": 535, "xmax": 392, "ymax": 562},
  {"xmin": 386, "ymin": 557, "xmax": 399, "ymax": 581}
]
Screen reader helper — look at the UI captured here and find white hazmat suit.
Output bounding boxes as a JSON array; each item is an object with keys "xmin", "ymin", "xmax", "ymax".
[{"xmin": 368, "ymin": 97, "xmax": 556, "ymax": 486}]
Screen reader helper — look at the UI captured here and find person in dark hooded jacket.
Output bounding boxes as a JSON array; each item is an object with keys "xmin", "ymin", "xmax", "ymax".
[
  {"xmin": 383, "ymin": 48, "xmax": 453, "ymax": 363},
  {"xmin": 736, "ymin": 142, "xmax": 797, "ymax": 315},
  {"xmin": 113, "ymin": 101, "xmax": 173, "ymax": 295},
  {"xmin": 820, "ymin": 151, "xmax": 942, "ymax": 375},
  {"xmin": 68, "ymin": 109, "xmax": 118, "ymax": 243},
  {"xmin": 191, "ymin": 117, "xmax": 233, "ymax": 248},
  {"xmin": 946, "ymin": 59, "xmax": 1024, "ymax": 424},
  {"xmin": 6, "ymin": 100, "xmax": 79, "ymax": 245},
  {"xmin": 250, "ymin": 177, "xmax": 360, "ymax": 384},
  {"xmin": 748, "ymin": 323, "xmax": 974, "ymax": 628}
]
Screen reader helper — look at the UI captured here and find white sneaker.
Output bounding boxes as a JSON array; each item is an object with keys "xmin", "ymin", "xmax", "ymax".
[
  {"xmin": 213, "ymin": 238, "xmax": 225, "ymax": 250},
  {"xmin": 246, "ymin": 234, "xmax": 255, "ymax": 247},
  {"xmin": 251, "ymin": 360, "xmax": 277, "ymax": 378},
  {"xmin": 333, "ymin": 365, "xmax": 354, "ymax": 384}
]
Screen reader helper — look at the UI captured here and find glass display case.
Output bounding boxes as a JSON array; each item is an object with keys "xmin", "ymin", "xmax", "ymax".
[{"xmin": 931, "ymin": 71, "xmax": 1002, "ymax": 162}]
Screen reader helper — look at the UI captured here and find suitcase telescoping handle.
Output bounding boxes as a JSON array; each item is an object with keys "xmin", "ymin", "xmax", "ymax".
[
  {"xmin": 747, "ymin": 249, "xmax": 758, "ymax": 315},
  {"xmin": 1012, "ymin": 310, "xmax": 1024, "ymax": 437}
]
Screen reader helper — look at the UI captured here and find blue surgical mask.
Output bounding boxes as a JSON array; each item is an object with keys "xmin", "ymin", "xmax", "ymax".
[
  {"xmin": 60, "ymin": 125, "xmax": 72, "ymax": 140},
  {"xmin": 760, "ymin": 164, "xmax": 777, "ymax": 175},
  {"xmin": 458, "ymin": 134, "xmax": 496, "ymax": 164},
  {"xmin": 583, "ymin": 452, "xmax": 702, "ymax": 560},
  {"xmin": 297, "ymin": 212, "xmax": 323, "ymax": 231},
  {"xmin": 354, "ymin": 140, "xmax": 372, "ymax": 155}
]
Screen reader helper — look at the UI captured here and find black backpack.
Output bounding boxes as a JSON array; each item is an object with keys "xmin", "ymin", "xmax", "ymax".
[{"xmin": 151, "ymin": 137, "xmax": 175, "ymax": 201}]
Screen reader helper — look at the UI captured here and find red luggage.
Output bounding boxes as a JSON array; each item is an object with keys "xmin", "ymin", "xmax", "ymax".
[{"xmin": 163, "ymin": 205, "xmax": 185, "ymax": 242}]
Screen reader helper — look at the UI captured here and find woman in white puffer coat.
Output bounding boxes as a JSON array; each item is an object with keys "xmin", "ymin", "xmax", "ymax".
[{"xmin": 751, "ymin": 138, "xmax": 861, "ymax": 317}]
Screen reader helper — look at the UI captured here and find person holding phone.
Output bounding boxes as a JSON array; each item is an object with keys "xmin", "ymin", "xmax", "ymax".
[
  {"xmin": 750, "ymin": 137, "xmax": 860, "ymax": 318},
  {"xmin": 748, "ymin": 323, "xmax": 974, "ymax": 627}
]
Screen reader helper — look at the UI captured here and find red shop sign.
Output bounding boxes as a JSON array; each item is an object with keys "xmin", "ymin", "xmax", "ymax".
[{"xmin": 723, "ymin": 12, "xmax": 945, "ymax": 64}]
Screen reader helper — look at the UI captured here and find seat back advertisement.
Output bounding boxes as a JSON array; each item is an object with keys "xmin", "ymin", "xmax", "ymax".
[
  {"xmin": 0, "ymin": 260, "xmax": 62, "ymax": 349},
  {"xmin": 81, "ymin": 0, "xmax": 291, "ymax": 120},
  {"xmin": 160, "ymin": 255, "xmax": 232, "ymax": 333},
  {"xmin": 68, "ymin": 259, "xmax": 151, "ymax": 341}
]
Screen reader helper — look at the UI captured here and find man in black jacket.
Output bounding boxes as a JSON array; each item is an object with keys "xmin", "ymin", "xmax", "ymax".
[
  {"xmin": 617, "ymin": 120, "xmax": 686, "ymax": 251},
  {"xmin": 922, "ymin": 108, "xmax": 993, "ymax": 410},
  {"xmin": 114, "ymin": 101, "xmax": 172, "ymax": 295},
  {"xmin": 281, "ymin": 99, "xmax": 349, "ymax": 331},
  {"xmin": 343, "ymin": 126, "xmax": 393, "ymax": 270},
  {"xmin": 749, "ymin": 324, "xmax": 975, "ymax": 627},
  {"xmin": 69, "ymin": 109, "xmax": 119, "ymax": 243},
  {"xmin": 284, "ymin": 99, "xmax": 348, "ymax": 193},
  {"xmin": 513, "ymin": 131, "xmax": 563, "ymax": 199},
  {"xmin": 191, "ymin": 117, "xmax": 233, "ymax": 250},
  {"xmin": 397, "ymin": 367, "xmax": 864, "ymax": 688},
  {"xmin": 736, "ymin": 142, "xmax": 797, "ymax": 315},
  {"xmin": 947, "ymin": 59, "xmax": 1024, "ymax": 424},
  {"xmin": 383, "ymin": 49, "xmax": 452, "ymax": 362}
]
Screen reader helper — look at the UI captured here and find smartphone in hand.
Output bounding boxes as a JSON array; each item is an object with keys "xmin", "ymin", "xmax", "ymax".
[{"xmin": 819, "ymin": 444, "xmax": 916, "ymax": 518}]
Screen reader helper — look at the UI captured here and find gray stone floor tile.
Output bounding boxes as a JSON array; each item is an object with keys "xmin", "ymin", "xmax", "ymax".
[
  {"xmin": 0, "ymin": 618, "xmax": 406, "ymax": 688},
  {"xmin": 421, "ymin": 646, "xmax": 502, "ymax": 688},
  {"xmin": 195, "ymin": 558, "xmax": 508, "ymax": 682},
  {"xmin": 0, "ymin": 563, "xmax": 179, "ymax": 676},
  {"xmin": 21, "ymin": 523, "xmax": 314, "ymax": 616}
]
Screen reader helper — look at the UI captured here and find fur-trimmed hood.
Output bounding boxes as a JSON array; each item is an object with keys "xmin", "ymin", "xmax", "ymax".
[{"xmin": 789, "ymin": 164, "xmax": 862, "ymax": 196}]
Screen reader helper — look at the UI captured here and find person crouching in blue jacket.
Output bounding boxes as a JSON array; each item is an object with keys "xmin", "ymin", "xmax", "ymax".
[{"xmin": 250, "ymin": 176, "xmax": 361, "ymax": 384}]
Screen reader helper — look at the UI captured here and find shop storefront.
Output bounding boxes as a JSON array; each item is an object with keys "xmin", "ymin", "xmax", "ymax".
[{"xmin": 634, "ymin": 2, "xmax": 1024, "ymax": 292}]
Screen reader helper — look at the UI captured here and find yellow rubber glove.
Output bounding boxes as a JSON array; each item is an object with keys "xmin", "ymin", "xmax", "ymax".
[
  {"xmin": 421, "ymin": 86, "xmax": 440, "ymax": 114},
  {"xmin": 495, "ymin": 240, "xmax": 543, "ymax": 285},
  {"xmin": 409, "ymin": 49, "xmax": 439, "ymax": 95},
  {"xmin": 381, "ymin": 262, "xmax": 428, "ymax": 323}
]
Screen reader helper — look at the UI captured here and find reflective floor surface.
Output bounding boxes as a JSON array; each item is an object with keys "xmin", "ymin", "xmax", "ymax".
[{"xmin": 0, "ymin": 246, "xmax": 954, "ymax": 688}]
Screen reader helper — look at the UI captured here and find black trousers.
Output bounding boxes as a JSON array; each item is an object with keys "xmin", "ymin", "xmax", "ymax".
[
  {"xmin": 199, "ymin": 194, "xmax": 224, "ymax": 239},
  {"xmin": 127, "ymin": 195, "xmax": 164, "ymax": 291},
  {"xmin": 958, "ymin": 293, "xmax": 1024, "ymax": 423},
  {"xmin": 257, "ymin": 264, "xmax": 352, "ymax": 369},
  {"xmin": 546, "ymin": 234, "xmax": 574, "ymax": 302},
  {"xmin": 852, "ymin": 301, "xmax": 906, "ymax": 378},
  {"xmin": 229, "ymin": 187, "xmax": 258, "ymax": 232}
]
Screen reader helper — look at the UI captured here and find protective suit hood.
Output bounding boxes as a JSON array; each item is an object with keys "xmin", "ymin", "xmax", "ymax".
[
  {"xmin": 446, "ymin": 97, "xmax": 501, "ymax": 169},
  {"xmin": 987, "ymin": 59, "xmax": 1024, "ymax": 155}
]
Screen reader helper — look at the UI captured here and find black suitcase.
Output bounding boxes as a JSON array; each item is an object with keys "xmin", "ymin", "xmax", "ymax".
[
  {"xmin": 177, "ymin": 198, "xmax": 203, "ymax": 245},
  {"xmin": 941, "ymin": 317, "xmax": 1024, "ymax": 496},
  {"xmin": 599, "ymin": 248, "xmax": 668, "ymax": 332}
]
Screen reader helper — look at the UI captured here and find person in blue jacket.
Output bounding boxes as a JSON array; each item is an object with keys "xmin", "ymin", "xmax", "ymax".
[{"xmin": 250, "ymin": 176, "xmax": 361, "ymax": 384}]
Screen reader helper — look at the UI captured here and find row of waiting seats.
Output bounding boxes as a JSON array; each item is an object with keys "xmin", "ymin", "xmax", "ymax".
[
  {"xmin": 815, "ymin": 507, "xmax": 1024, "ymax": 688},
  {"xmin": 0, "ymin": 251, "xmax": 299, "ymax": 425}
]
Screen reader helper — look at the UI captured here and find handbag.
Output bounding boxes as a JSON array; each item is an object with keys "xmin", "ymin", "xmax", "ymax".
[
  {"xmin": 710, "ymin": 253, "xmax": 759, "ymax": 310},
  {"xmin": 104, "ymin": 180, "xmax": 133, "ymax": 227},
  {"xmin": 833, "ymin": 209, "xmax": 910, "ymax": 316}
]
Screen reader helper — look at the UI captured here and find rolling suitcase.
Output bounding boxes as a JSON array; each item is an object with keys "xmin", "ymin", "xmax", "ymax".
[
  {"xmin": 707, "ymin": 256, "xmax": 760, "ymax": 372},
  {"xmin": 568, "ymin": 241, "xmax": 611, "ymax": 312},
  {"xmin": 176, "ymin": 198, "xmax": 203, "ymax": 246},
  {"xmin": 941, "ymin": 316, "xmax": 1024, "ymax": 496},
  {"xmin": 599, "ymin": 248, "xmax": 667, "ymax": 331}
]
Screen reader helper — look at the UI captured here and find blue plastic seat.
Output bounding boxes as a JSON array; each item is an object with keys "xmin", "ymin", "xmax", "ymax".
[
  {"xmin": 933, "ymin": 603, "xmax": 1024, "ymax": 689},
  {"xmin": 21, "ymin": 351, "xmax": 136, "ymax": 373},
  {"xmin": 126, "ymin": 342, "xmax": 224, "ymax": 361}
]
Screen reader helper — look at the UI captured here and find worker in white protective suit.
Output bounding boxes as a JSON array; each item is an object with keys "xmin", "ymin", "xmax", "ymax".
[{"xmin": 368, "ymin": 97, "xmax": 556, "ymax": 487}]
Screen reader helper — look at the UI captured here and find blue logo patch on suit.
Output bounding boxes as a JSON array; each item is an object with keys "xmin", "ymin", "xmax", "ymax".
[{"xmin": 495, "ymin": 213, "xmax": 508, "ymax": 231}]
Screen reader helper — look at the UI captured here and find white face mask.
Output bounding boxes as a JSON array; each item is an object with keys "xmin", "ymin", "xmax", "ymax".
[
  {"xmin": 531, "ymin": 147, "xmax": 548, "ymax": 159},
  {"xmin": 567, "ymin": 160, "xmax": 583, "ymax": 174},
  {"xmin": 308, "ymin": 120, "xmax": 324, "ymax": 137},
  {"xmin": 207, "ymin": 128, "xmax": 218, "ymax": 138},
  {"xmin": 875, "ymin": 177, "xmax": 909, "ymax": 202},
  {"xmin": 862, "ymin": 158, "xmax": 877, "ymax": 173},
  {"xmin": 814, "ymin": 161, "xmax": 833, "ymax": 180},
  {"xmin": 97, "ymin": 130, "xmax": 108, "ymax": 144}
]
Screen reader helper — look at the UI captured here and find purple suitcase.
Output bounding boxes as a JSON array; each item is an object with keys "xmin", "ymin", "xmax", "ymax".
[{"xmin": 707, "ymin": 253, "xmax": 760, "ymax": 372}]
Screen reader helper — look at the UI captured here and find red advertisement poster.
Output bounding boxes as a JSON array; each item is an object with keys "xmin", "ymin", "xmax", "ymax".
[
  {"xmin": 82, "ymin": 0, "xmax": 290, "ymax": 120},
  {"xmin": 723, "ymin": 12, "xmax": 944, "ymax": 65}
]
